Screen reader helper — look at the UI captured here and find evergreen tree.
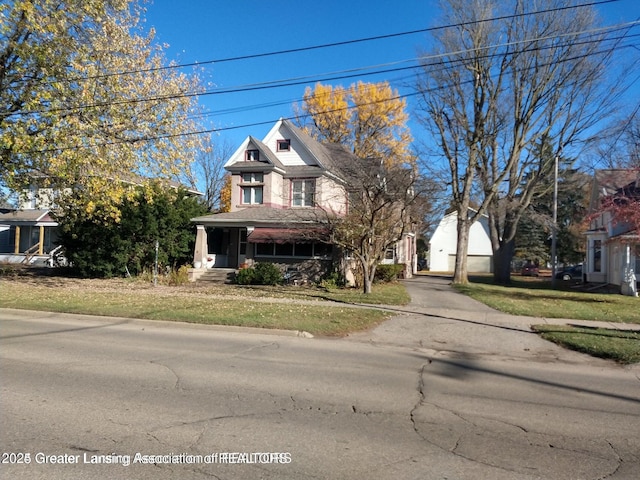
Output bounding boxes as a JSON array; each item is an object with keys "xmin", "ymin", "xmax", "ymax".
[{"xmin": 57, "ymin": 184, "xmax": 208, "ymax": 277}]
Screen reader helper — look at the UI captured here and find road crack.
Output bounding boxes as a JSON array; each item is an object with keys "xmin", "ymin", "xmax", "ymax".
[
  {"xmin": 150, "ymin": 359, "xmax": 183, "ymax": 391},
  {"xmin": 409, "ymin": 362, "xmax": 428, "ymax": 440},
  {"xmin": 230, "ymin": 342, "xmax": 280, "ymax": 358}
]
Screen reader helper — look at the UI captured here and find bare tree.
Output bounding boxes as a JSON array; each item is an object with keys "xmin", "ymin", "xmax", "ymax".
[
  {"xmin": 194, "ymin": 138, "xmax": 234, "ymax": 211},
  {"xmin": 314, "ymin": 157, "xmax": 422, "ymax": 294},
  {"xmin": 416, "ymin": 0, "xmax": 638, "ymax": 283},
  {"xmin": 592, "ymin": 108, "xmax": 640, "ymax": 169}
]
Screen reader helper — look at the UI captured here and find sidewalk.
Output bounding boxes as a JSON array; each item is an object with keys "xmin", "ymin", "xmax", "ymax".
[
  {"xmin": 345, "ymin": 275, "xmax": 639, "ymax": 363},
  {"xmin": 399, "ymin": 275, "xmax": 640, "ymax": 331}
]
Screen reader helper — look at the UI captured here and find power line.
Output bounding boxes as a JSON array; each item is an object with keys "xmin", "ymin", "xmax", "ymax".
[
  {"xmin": 15, "ymin": 0, "xmax": 622, "ymax": 85},
  {"xmin": 6, "ymin": 20, "xmax": 639, "ymax": 119},
  {"xmin": 21, "ymin": 38, "xmax": 638, "ymax": 155}
]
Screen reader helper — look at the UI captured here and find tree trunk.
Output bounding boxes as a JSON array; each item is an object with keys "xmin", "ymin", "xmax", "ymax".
[
  {"xmin": 363, "ymin": 263, "xmax": 375, "ymax": 294},
  {"xmin": 363, "ymin": 275, "xmax": 373, "ymax": 294},
  {"xmin": 493, "ymin": 238, "xmax": 515, "ymax": 284},
  {"xmin": 453, "ymin": 214, "xmax": 470, "ymax": 284}
]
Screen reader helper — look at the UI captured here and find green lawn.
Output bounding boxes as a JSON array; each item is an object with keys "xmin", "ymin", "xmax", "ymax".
[
  {"xmin": 454, "ymin": 276, "xmax": 640, "ymax": 324},
  {"xmin": 0, "ymin": 278, "xmax": 405, "ymax": 336},
  {"xmin": 454, "ymin": 275, "xmax": 640, "ymax": 363},
  {"xmin": 3, "ymin": 270, "xmax": 639, "ymax": 363},
  {"xmin": 532, "ymin": 324, "xmax": 640, "ymax": 364}
]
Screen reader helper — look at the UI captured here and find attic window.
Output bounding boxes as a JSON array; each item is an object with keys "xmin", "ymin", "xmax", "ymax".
[
  {"xmin": 246, "ymin": 149, "xmax": 260, "ymax": 161},
  {"xmin": 277, "ymin": 139, "xmax": 291, "ymax": 152}
]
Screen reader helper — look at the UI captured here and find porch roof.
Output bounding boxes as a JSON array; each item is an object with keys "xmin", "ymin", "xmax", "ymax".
[
  {"xmin": 247, "ymin": 227, "xmax": 326, "ymax": 244},
  {"xmin": 0, "ymin": 209, "xmax": 57, "ymax": 226},
  {"xmin": 191, "ymin": 206, "xmax": 330, "ymax": 227}
]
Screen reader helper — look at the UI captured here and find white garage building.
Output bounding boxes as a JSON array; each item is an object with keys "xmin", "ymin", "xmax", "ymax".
[{"xmin": 429, "ymin": 210, "xmax": 493, "ymax": 273}]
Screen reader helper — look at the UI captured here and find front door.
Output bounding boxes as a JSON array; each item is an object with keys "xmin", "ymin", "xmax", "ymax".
[{"xmin": 237, "ymin": 228, "xmax": 247, "ymax": 267}]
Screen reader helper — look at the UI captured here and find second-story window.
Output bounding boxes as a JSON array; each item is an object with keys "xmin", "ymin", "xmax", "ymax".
[
  {"xmin": 292, "ymin": 179, "xmax": 315, "ymax": 207},
  {"xmin": 241, "ymin": 172, "xmax": 264, "ymax": 205}
]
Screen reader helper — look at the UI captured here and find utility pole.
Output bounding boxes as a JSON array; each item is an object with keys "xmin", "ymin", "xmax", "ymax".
[
  {"xmin": 154, "ymin": 240, "xmax": 159, "ymax": 287},
  {"xmin": 551, "ymin": 154, "xmax": 558, "ymax": 289}
]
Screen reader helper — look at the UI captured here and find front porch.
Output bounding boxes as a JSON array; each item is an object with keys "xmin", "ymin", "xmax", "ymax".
[
  {"xmin": 0, "ymin": 210, "xmax": 60, "ymax": 266},
  {"xmin": 189, "ymin": 224, "xmax": 335, "ymax": 284}
]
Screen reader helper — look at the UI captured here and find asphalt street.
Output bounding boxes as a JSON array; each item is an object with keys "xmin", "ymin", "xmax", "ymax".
[{"xmin": 1, "ymin": 276, "xmax": 639, "ymax": 479}]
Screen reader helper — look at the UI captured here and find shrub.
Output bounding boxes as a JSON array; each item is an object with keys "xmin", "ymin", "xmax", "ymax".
[
  {"xmin": 235, "ymin": 267, "xmax": 256, "ymax": 285},
  {"xmin": 57, "ymin": 184, "xmax": 209, "ymax": 278},
  {"xmin": 375, "ymin": 264, "xmax": 405, "ymax": 283},
  {"xmin": 136, "ymin": 264, "xmax": 190, "ymax": 285},
  {"xmin": 167, "ymin": 265, "xmax": 190, "ymax": 285},
  {"xmin": 234, "ymin": 263, "xmax": 283, "ymax": 285},
  {"xmin": 253, "ymin": 262, "xmax": 283, "ymax": 285},
  {"xmin": 319, "ymin": 270, "xmax": 346, "ymax": 289}
]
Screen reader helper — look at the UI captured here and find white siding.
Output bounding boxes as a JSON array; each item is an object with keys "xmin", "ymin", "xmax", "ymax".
[{"xmin": 262, "ymin": 121, "xmax": 318, "ymax": 167}]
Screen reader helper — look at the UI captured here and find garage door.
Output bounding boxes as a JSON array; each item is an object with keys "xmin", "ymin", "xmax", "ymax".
[{"xmin": 448, "ymin": 254, "xmax": 493, "ymax": 273}]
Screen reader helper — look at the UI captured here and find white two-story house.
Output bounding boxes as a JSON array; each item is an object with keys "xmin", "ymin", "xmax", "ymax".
[
  {"xmin": 190, "ymin": 118, "xmax": 416, "ymax": 283},
  {"xmin": 584, "ymin": 169, "xmax": 639, "ymax": 293}
]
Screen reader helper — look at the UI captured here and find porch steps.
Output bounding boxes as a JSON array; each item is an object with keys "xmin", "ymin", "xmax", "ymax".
[{"xmin": 196, "ymin": 268, "xmax": 237, "ymax": 284}]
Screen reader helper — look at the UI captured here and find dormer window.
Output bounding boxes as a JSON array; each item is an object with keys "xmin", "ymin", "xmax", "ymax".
[
  {"xmin": 245, "ymin": 149, "xmax": 260, "ymax": 161},
  {"xmin": 277, "ymin": 139, "xmax": 291, "ymax": 152}
]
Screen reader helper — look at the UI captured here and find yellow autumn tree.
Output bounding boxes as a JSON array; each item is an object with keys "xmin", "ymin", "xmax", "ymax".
[
  {"xmin": 296, "ymin": 81, "xmax": 423, "ymax": 294},
  {"xmin": 297, "ymin": 81, "xmax": 413, "ymax": 165},
  {"xmin": 218, "ymin": 174, "xmax": 232, "ymax": 213},
  {"xmin": 1, "ymin": 0, "xmax": 205, "ymax": 222}
]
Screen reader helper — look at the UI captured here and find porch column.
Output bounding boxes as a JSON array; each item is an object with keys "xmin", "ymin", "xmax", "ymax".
[
  {"xmin": 14, "ymin": 226, "xmax": 20, "ymax": 254},
  {"xmin": 621, "ymin": 244, "xmax": 638, "ymax": 297},
  {"xmin": 38, "ymin": 226, "xmax": 45, "ymax": 255},
  {"xmin": 193, "ymin": 225, "xmax": 208, "ymax": 268}
]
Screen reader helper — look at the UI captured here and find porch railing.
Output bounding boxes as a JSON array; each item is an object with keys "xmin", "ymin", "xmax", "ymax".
[{"xmin": 22, "ymin": 243, "xmax": 41, "ymax": 264}]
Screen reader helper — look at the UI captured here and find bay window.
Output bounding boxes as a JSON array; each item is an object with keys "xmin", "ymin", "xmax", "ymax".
[{"xmin": 241, "ymin": 172, "xmax": 264, "ymax": 205}]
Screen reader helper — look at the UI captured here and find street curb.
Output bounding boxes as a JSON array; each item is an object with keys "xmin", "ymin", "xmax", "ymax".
[{"xmin": 0, "ymin": 308, "xmax": 315, "ymax": 339}]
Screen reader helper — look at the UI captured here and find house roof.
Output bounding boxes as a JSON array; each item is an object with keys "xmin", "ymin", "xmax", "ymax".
[
  {"xmin": 192, "ymin": 206, "xmax": 329, "ymax": 227},
  {"xmin": 225, "ymin": 118, "xmax": 362, "ymax": 185},
  {"xmin": 589, "ymin": 169, "xmax": 640, "ymax": 211},
  {"xmin": 0, "ymin": 209, "xmax": 57, "ymax": 225},
  {"xmin": 280, "ymin": 119, "xmax": 364, "ymax": 183}
]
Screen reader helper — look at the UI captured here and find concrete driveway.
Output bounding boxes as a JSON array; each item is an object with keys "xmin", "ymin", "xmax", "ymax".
[{"xmin": 346, "ymin": 275, "xmax": 636, "ymax": 366}]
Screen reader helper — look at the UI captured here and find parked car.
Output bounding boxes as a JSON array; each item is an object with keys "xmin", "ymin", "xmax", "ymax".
[
  {"xmin": 555, "ymin": 264, "xmax": 582, "ymax": 281},
  {"xmin": 521, "ymin": 263, "xmax": 540, "ymax": 276},
  {"xmin": 417, "ymin": 258, "xmax": 427, "ymax": 271}
]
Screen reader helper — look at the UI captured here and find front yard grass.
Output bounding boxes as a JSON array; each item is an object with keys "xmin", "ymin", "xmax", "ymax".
[
  {"xmin": 454, "ymin": 275, "xmax": 640, "ymax": 363},
  {"xmin": 0, "ymin": 276, "xmax": 405, "ymax": 336},
  {"xmin": 531, "ymin": 324, "xmax": 640, "ymax": 364},
  {"xmin": 455, "ymin": 276, "xmax": 640, "ymax": 324}
]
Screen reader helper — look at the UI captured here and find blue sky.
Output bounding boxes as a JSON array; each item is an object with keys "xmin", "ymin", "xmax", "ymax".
[{"xmin": 143, "ymin": 0, "xmax": 640, "ymax": 151}]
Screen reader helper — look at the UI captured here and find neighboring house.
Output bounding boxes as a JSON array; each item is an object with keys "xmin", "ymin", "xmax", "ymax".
[
  {"xmin": 0, "ymin": 209, "xmax": 60, "ymax": 265},
  {"xmin": 584, "ymin": 169, "xmax": 639, "ymax": 292},
  {"xmin": 0, "ymin": 176, "xmax": 201, "ymax": 266},
  {"xmin": 0, "ymin": 181, "xmax": 62, "ymax": 265},
  {"xmin": 190, "ymin": 118, "xmax": 417, "ymax": 283},
  {"xmin": 428, "ymin": 209, "xmax": 493, "ymax": 272}
]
